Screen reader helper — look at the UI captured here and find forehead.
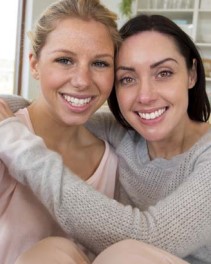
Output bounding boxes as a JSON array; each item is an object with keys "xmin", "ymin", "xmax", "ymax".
[
  {"xmin": 117, "ymin": 31, "xmax": 181, "ymax": 64},
  {"xmin": 44, "ymin": 17, "xmax": 114, "ymax": 52}
]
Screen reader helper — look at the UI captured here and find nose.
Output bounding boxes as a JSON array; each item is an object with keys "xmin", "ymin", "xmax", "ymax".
[
  {"xmin": 137, "ymin": 78, "xmax": 157, "ymax": 104},
  {"xmin": 70, "ymin": 65, "xmax": 91, "ymax": 90}
]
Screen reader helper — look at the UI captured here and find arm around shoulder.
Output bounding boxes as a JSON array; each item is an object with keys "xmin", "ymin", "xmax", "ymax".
[
  {"xmin": 86, "ymin": 111, "xmax": 126, "ymax": 148},
  {"xmin": 0, "ymin": 117, "xmax": 210, "ymax": 261}
]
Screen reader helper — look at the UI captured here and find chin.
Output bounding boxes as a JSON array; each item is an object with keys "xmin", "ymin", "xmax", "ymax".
[{"xmin": 141, "ymin": 132, "xmax": 164, "ymax": 143}]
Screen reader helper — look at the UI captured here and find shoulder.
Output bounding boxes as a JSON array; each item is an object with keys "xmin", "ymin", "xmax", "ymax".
[
  {"xmin": 86, "ymin": 111, "xmax": 127, "ymax": 148},
  {"xmin": 87, "ymin": 111, "xmax": 117, "ymax": 128},
  {"xmin": 193, "ymin": 127, "xmax": 211, "ymax": 153},
  {"xmin": 191, "ymin": 127, "xmax": 211, "ymax": 163},
  {"xmin": 15, "ymin": 108, "xmax": 34, "ymax": 132}
]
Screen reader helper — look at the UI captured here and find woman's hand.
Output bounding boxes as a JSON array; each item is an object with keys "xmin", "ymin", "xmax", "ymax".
[
  {"xmin": 0, "ymin": 99, "xmax": 14, "ymax": 121},
  {"xmin": 15, "ymin": 237, "xmax": 91, "ymax": 264}
]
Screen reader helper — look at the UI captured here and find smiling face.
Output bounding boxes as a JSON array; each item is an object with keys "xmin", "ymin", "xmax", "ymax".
[
  {"xmin": 115, "ymin": 31, "xmax": 197, "ymax": 143},
  {"xmin": 30, "ymin": 17, "xmax": 114, "ymax": 126}
]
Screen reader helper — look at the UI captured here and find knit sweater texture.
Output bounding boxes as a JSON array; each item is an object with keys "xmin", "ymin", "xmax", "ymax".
[{"xmin": 0, "ymin": 98, "xmax": 210, "ymax": 264}]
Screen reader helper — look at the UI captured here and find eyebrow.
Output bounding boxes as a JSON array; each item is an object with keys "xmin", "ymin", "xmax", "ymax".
[
  {"xmin": 95, "ymin": 54, "xmax": 114, "ymax": 59},
  {"xmin": 116, "ymin": 58, "xmax": 178, "ymax": 72},
  {"xmin": 51, "ymin": 49, "xmax": 113, "ymax": 59},
  {"xmin": 116, "ymin": 66, "xmax": 135, "ymax": 72},
  {"xmin": 150, "ymin": 58, "xmax": 178, "ymax": 68}
]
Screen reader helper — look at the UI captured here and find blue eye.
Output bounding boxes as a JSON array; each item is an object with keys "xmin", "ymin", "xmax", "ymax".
[
  {"xmin": 93, "ymin": 61, "xmax": 110, "ymax": 68},
  {"xmin": 56, "ymin": 57, "xmax": 73, "ymax": 65}
]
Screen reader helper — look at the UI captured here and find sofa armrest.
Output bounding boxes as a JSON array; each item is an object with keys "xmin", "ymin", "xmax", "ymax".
[{"xmin": 0, "ymin": 94, "xmax": 30, "ymax": 113}]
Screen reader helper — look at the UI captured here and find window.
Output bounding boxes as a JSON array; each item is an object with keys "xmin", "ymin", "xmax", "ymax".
[{"xmin": 0, "ymin": 0, "xmax": 23, "ymax": 95}]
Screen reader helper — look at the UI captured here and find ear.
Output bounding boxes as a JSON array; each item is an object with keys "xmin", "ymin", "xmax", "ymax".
[
  {"xmin": 29, "ymin": 52, "xmax": 40, "ymax": 80},
  {"xmin": 188, "ymin": 59, "xmax": 197, "ymax": 89}
]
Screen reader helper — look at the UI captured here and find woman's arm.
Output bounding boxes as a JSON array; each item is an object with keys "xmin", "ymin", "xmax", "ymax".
[
  {"xmin": 85, "ymin": 111, "xmax": 126, "ymax": 148},
  {"xmin": 0, "ymin": 117, "xmax": 211, "ymax": 261}
]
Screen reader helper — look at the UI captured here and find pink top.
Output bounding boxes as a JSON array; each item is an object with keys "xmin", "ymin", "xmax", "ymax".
[{"xmin": 0, "ymin": 108, "xmax": 118, "ymax": 264}]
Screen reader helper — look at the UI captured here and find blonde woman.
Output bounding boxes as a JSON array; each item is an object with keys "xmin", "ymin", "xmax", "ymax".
[{"xmin": 0, "ymin": 0, "xmax": 120, "ymax": 263}]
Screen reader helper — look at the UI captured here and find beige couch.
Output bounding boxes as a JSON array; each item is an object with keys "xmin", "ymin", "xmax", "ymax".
[{"xmin": 0, "ymin": 94, "xmax": 30, "ymax": 112}]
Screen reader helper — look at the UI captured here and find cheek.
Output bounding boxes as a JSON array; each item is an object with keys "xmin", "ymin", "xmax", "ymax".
[
  {"xmin": 116, "ymin": 88, "xmax": 131, "ymax": 113},
  {"xmin": 173, "ymin": 82, "xmax": 189, "ymax": 103},
  {"xmin": 39, "ymin": 70, "xmax": 66, "ymax": 91},
  {"xmin": 179, "ymin": 87, "xmax": 189, "ymax": 110},
  {"xmin": 162, "ymin": 81, "xmax": 189, "ymax": 114},
  {"xmin": 40, "ymin": 76, "xmax": 58, "ymax": 92},
  {"xmin": 161, "ymin": 78, "xmax": 188, "ymax": 99},
  {"xmin": 99, "ymin": 72, "xmax": 114, "ymax": 95}
]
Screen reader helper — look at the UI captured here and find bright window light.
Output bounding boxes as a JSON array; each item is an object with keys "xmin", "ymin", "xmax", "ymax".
[{"xmin": 0, "ymin": 0, "xmax": 19, "ymax": 94}]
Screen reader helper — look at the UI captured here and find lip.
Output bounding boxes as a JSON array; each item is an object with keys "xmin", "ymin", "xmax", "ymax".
[
  {"xmin": 60, "ymin": 92, "xmax": 96, "ymax": 113},
  {"xmin": 60, "ymin": 92, "xmax": 95, "ymax": 100},
  {"xmin": 136, "ymin": 107, "xmax": 168, "ymax": 124}
]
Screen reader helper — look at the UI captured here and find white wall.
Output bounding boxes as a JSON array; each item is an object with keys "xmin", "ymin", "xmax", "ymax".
[
  {"xmin": 21, "ymin": 0, "xmax": 124, "ymax": 100},
  {"xmin": 21, "ymin": 0, "xmax": 54, "ymax": 99},
  {"xmin": 101, "ymin": 0, "xmax": 127, "ymax": 28}
]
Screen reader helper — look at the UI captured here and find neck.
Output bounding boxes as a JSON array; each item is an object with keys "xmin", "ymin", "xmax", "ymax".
[
  {"xmin": 27, "ymin": 101, "xmax": 83, "ymax": 151},
  {"xmin": 147, "ymin": 120, "xmax": 209, "ymax": 160}
]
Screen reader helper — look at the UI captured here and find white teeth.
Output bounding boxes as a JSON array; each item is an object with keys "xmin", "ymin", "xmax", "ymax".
[
  {"xmin": 138, "ymin": 108, "xmax": 166, "ymax": 120},
  {"xmin": 63, "ymin": 95, "xmax": 91, "ymax": 106}
]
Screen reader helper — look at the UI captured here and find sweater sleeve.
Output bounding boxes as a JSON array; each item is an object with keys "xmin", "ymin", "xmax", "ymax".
[
  {"xmin": 0, "ymin": 118, "xmax": 210, "ymax": 259},
  {"xmin": 85, "ymin": 111, "xmax": 126, "ymax": 148}
]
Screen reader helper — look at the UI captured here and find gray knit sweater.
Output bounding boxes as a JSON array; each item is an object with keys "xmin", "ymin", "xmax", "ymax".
[{"xmin": 0, "ymin": 109, "xmax": 210, "ymax": 263}]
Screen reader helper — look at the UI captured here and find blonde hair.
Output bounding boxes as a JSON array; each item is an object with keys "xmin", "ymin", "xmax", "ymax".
[{"xmin": 28, "ymin": 0, "xmax": 121, "ymax": 57}]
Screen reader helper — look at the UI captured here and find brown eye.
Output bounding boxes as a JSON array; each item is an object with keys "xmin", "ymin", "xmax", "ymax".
[
  {"xmin": 157, "ymin": 70, "xmax": 173, "ymax": 78},
  {"xmin": 119, "ymin": 76, "xmax": 134, "ymax": 85}
]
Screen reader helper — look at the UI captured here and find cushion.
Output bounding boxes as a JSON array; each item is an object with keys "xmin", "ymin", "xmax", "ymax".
[{"xmin": 0, "ymin": 94, "xmax": 30, "ymax": 113}]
